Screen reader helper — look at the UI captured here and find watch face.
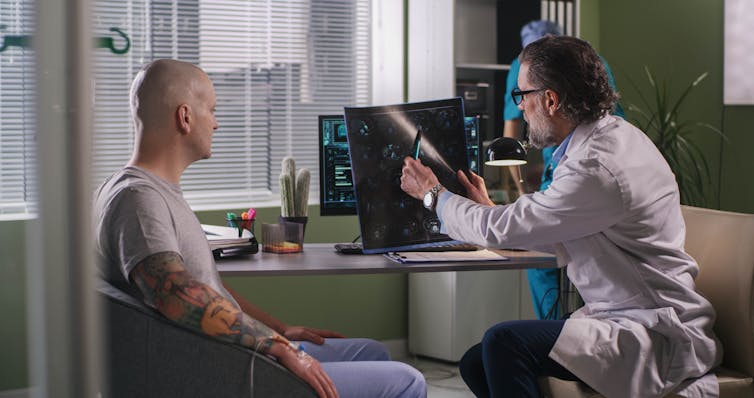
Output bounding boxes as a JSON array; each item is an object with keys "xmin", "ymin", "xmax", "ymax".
[{"xmin": 423, "ymin": 191, "xmax": 433, "ymax": 209}]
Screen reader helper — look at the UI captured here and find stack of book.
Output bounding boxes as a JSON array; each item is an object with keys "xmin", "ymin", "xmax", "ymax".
[{"xmin": 202, "ymin": 224, "xmax": 259, "ymax": 259}]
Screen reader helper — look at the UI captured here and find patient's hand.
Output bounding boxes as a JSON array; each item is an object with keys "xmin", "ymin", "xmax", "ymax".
[
  {"xmin": 283, "ymin": 325, "xmax": 345, "ymax": 345},
  {"xmin": 272, "ymin": 344, "xmax": 339, "ymax": 398}
]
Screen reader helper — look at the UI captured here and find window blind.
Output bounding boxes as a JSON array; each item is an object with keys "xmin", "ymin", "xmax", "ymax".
[
  {"xmin": 0, "ymin": 0, "xmax": 36, "ymax": 217},
  {"xmin": 541, "ymin": 0, "xmax": 579, "ymax": 37},
  {"xmin": 90, "ymin": 0, "xmax": 372, "ymax": 210}
]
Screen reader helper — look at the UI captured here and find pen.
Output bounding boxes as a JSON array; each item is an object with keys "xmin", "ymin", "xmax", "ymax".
[
  {"xmin": 226, "ymin": 212, "xmax": 238, "ymax": 228},
  {"xmin": 238, "ymin": 208, "xmax": 257, "ymax": 237},
  {"xmin": 413, "ymin": 127, "xmax": 422, "ymax": 159},
  {"xmin": 227, "ymin": 212, "xmax": 242, "ymax": 237}
]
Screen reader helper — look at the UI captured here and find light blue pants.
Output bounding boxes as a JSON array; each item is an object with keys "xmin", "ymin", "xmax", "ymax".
[
  {"xmin": 526, "ymin": 268, "xmax": 561, "ymax": 320},
  {"xmin": 296, "ymin": 338, "xmax": 426, "ymax": 398}
]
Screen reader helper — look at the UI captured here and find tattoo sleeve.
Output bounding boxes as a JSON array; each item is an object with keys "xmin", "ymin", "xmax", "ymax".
[{"xmin": 130, "ymin": 251, "xmax": 290, "ymax": 354}]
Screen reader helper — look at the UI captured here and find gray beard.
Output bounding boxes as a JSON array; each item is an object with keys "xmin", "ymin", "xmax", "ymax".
[{"xmin": 525, "ymin": 116, "xmax": 558, "ymax": 149}]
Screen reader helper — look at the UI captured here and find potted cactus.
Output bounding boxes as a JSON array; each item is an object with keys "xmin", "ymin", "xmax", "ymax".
[{"xmin": 279, "ymin": 156, "xmax": 310, "ymax": 230}]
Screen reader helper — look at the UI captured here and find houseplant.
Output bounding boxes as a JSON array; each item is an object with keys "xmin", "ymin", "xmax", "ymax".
[{"xmin": 626, "ymin": 67, "xmax": 726, "ymax": 207}]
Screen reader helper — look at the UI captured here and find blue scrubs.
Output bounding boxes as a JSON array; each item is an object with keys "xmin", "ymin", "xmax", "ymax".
[{"xmin": 504, "ymin": 55, "xmax": 624, "ymax": 320}]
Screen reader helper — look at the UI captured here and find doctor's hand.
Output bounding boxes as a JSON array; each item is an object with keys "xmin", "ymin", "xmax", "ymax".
[
  {"xmin": 401, "ymin": 157, "xmax": 440, "ymax": 200},
  {"xmin": 457, "ymin": 170, "xmax": 494, "ymax": 206},
  {"xmin": 282, "ymin": 325, "xmax": 346, "ymax": 345}
]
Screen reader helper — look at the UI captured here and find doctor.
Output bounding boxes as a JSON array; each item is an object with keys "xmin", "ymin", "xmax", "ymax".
[{"xmin": 400, "ymin": 36, "xmax": 722, "ymax": 398}]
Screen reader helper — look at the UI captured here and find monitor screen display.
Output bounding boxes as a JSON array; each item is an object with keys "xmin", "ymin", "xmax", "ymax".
[
  {"xmin": 343, "ymin": 97, "xmax": 471, "ymax": 253},
  {"xmin": 464, "ymin": 115, "xmax": 481, "ymax": 176},
  {"xmin": 319, "ymin": 115, "xmax": 358, "ymax": 216},
  {"xmin": 319, "ymin": 114, "xmax": 480, "ymax": 218}
]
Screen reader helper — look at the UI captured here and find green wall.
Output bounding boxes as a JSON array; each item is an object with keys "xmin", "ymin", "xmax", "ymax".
[
  {"xmin": 578, "ymin": 0, "xmax": 601, "ymax": 49},
  {"xmin": 720, "ymin": 107, "xmax": 754, "ymax": 212},
  {"xmin": 589, "ymin": 0, "xmax": 754, "ymax": 214},
  {"xmin": 0, "ymin": 220, "xmax": 29, "ymax": 390}
]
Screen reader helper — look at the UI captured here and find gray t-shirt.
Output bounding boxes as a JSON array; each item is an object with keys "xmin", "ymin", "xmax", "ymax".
[{"xmin": 93, "ymin": 166, "xmax": 236, "ymax": 305}]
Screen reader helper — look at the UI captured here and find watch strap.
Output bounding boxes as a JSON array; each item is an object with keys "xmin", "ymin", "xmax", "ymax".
[
  {"xmin": 425, "ymin": 183, "xmax": 443, "ymax": 211},
  {"xmin": 429, "ymin": 183, "xmax": 442, "ymax": 196}
]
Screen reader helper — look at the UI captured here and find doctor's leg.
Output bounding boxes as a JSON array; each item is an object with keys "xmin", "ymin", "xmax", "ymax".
[
  {"xmin": 459, "ymin": 343, "xmax": 490, "ymax": 397},
  {"xmin": 481, "ymin": 320, "xmax": 579, "ymax": 397}
]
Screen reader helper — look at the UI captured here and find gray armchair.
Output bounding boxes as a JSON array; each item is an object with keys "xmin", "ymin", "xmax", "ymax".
[{"xmin": 98, "ymin": 281, "xmax": 317, "ymax": 398}]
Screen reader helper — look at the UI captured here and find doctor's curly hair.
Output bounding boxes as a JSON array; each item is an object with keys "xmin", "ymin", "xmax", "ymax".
[{"xmin": 520, "ymin": 35, "xmax": 619, "ymax": 124}]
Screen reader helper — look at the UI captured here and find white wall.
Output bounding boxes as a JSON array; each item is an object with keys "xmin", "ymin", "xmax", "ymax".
[
  {"xmin": 724, "ymin": 0, "xmax": 754, "ymax": 105},
  {"xmin": 407, "ymin": 0, "xmax": 455, "ymax": 101},
  {"xmin": 372, "ymin": 0, "xmax": 405, "ymax": 105}
]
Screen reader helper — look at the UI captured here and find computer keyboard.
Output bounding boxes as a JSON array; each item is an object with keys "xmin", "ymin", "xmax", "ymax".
[
  {"xmin": 334, "ymin": 242, "xmax": 479, "ymax": 254},
  {"xmin": 334, "ymin": 243, "xmax": 364, "ymax": 254},
  {"xmin": 412, "ymin": 242, "xmax": 480, "ymax": 252}
]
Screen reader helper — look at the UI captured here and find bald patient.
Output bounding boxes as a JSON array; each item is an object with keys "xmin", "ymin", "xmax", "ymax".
[{"xmin": 93, "ymin": 59, "xmax": 425, "ymax": 398}]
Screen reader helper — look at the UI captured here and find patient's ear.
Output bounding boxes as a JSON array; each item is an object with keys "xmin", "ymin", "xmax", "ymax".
[{"xmin": 176, "ymin": 104, "xmax": 191, "ymax": 134}]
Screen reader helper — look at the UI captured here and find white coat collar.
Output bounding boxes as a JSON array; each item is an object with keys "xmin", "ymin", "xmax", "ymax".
[{"xmin": 557, "ymin": 115, "xmax": 616, "ymax": 165}]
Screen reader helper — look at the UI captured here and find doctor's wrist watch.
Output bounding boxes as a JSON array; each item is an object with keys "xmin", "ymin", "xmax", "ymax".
[{"xmin": 423, "ymin": 184, "xmax": 444, "ymax": 212}]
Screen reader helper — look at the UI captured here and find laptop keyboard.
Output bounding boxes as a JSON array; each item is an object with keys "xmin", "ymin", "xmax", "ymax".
[
  {"xmin": 334, "ymin": 242, "xmax": 479, "ymax": 254},
  {"xmin": 412, "ymin": 242, "xmax": 480, "ymax": 252}
]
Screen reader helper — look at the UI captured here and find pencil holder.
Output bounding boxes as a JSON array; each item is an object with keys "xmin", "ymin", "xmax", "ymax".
[{"xmin": 226, "ymin": 218, "xmax": 255, "ymax": 238}]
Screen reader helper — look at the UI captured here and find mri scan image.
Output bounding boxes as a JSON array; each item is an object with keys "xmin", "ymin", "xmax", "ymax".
[{"xmin": 344, "ymin": 98, "xmax": 469, "ymax": 253}]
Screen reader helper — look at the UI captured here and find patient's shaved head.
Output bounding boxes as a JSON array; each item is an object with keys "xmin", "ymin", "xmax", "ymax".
[{"xmin": 130, "ymin": 59, "xmax": 211, "ymax": 133}]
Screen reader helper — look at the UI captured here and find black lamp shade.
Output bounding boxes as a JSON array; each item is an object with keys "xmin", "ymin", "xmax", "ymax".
[{"xmin": 485, "ymin": 137, "xmax": 527, "ymax": 166}]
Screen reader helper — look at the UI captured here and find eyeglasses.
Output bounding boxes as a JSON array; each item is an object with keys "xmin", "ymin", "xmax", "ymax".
[{"xmin": 511, "ymin": 87, "xmax": 545, "ymax": 105}]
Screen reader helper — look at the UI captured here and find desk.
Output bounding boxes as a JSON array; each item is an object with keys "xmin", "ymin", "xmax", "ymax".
[
  {"xmin": 216, "ymin": 243, "xmax": 557, "ymax": 276},
  {"xmin": 217, "ymin": 243, "xmax": 559, "ymax": 362}
]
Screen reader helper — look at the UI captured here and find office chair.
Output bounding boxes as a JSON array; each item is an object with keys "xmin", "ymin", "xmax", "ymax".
[
  {"xmin": 98, "ymin": 280, "xmax": 316, "ymax": 398},
  {"xmin": 539, "ymin": 206, "xmax": 754, "ymax": 398}
]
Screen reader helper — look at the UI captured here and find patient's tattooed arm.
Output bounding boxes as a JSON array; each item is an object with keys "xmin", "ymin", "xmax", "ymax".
[
  {"xmin": 131, "ymin": 251, "xmax": 283, "ymax": 353},
  {"xmin": 129, "ymin": 251, "xmax": 338, "ymax": 397}
]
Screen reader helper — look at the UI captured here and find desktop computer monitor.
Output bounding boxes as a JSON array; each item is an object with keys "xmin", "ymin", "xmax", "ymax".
[
  {"xmin": 464, "ymin": 115, "xmax": 481, "ymax": 177},
  {"xmin": 318, "ymin": 114, "xmax": 481, "ymax": 217},
  {"xmin": 318, "ymin": 115, "xmax": 482, "ymax": 216},
  {"xmin": 319, "ymin": 115, "xmax": 358, "ymax": 216}
]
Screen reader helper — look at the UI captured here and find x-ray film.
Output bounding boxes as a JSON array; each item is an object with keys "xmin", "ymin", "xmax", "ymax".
[{"xmin": 344, "ymin": 98, "xmax": 469, "ymax": 254}]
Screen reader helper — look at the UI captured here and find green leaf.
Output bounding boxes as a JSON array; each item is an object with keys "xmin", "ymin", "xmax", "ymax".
[
  {"xmin": 644, "ymin": 66, "xmax": 656, "ymax": 88},
  {"xmin": 627, "ymin": 67, "xmax": 725, "ymax": 207},
  {"xmin": 668, "ymin": 72, "xmax": 707, "ymax": 123}
]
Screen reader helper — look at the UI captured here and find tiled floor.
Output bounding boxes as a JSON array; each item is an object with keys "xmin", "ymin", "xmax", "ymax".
[{"xmin": 400, "ymin": 356, "xmax": 475, "ymax": 398}]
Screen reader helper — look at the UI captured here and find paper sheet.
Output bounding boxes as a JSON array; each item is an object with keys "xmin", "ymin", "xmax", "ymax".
[{"xmin": 384, "ymin": 249, "xmax": 508, "ymax": 264}]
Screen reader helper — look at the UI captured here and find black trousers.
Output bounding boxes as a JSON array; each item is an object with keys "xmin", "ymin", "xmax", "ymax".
[{"xmin": 459, "ymin": 320, "xmax": 581, "ymax": 398}]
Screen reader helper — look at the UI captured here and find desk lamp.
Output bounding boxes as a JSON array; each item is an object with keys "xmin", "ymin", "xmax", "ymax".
[
  {"xmin": 485, "ymin": 136, "xmax": 528, "ymax": 190},
  {"xmin": 485, "ymin": 137, "xmax": 527, "ymax": 167}
]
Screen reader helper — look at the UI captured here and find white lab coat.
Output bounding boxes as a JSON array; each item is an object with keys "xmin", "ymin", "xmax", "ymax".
[{"xmin": 439, "ymin": 115, "xmax": 722, "ymax": 397}]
